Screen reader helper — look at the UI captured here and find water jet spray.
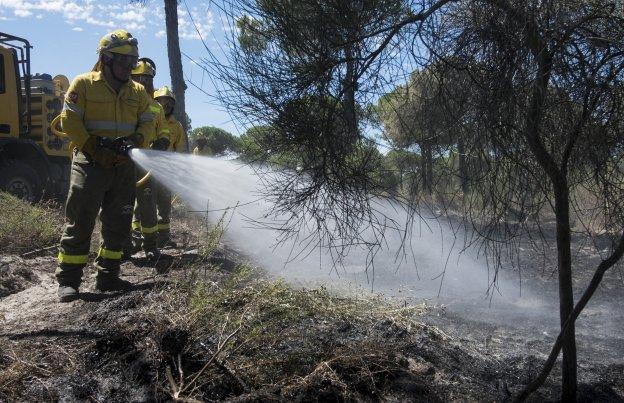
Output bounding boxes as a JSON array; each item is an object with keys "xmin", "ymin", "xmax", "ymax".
[
  {"xmin": 127, "ymin": 149, "xmax": 624, "ymax": 338},
  {"xmin": 130, "ymin": 150, "xmax": 525, "ymax": 300}
]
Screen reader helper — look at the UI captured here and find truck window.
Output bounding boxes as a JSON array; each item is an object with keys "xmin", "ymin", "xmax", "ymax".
[{"xmin": 0, "ymin": 54, "xmax": 5, "ymax": 94}]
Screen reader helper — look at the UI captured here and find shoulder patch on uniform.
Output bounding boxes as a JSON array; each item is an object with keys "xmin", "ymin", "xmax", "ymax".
[{"xmin": 68, "ymin": 91, "xmax": 78, "ymax": 104}]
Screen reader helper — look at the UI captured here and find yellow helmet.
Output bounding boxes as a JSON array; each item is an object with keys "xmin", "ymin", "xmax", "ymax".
[
  {"xmin": 98, "ymin": 29, "xmax": 138, "ymax": 56},
  {"xmin": 154, "ymin": 86, "xmax": 176, "ymax": 102},
  {"xmin": 132, "ymin": 58, "xmax": 156, "ymax": 77}
]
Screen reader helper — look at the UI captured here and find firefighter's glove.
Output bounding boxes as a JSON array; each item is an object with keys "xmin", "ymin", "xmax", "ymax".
[
  {"xmin": 128, "ymin": 132, "xmax": 144, "ymax": 148},
  {"xmin": 81, "ymin": 137, "xmax": 120, "ymax": 169},
  {"xmin": 151, "ymin": 137, "xmax": 170, "ymax": 151}
]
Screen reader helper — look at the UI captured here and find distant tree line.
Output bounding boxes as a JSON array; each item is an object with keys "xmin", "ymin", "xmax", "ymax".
[{"xmin": 190, "ymin": 126, "xmax": 241, "ymax": 155}]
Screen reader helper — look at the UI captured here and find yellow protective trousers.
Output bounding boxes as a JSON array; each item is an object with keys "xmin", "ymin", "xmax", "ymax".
[
  {"xmin": 56, "ymin": 150, "xmax": 136, "ymax": 287},
  {"xmin": 132, "ymin": 170, "xmax": 159, "ymax": 251}
]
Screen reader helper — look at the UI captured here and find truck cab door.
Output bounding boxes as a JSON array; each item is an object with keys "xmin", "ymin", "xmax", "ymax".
[{"xmin": 0, "ymin": 46, "xmax": 20, "ymax": 138}]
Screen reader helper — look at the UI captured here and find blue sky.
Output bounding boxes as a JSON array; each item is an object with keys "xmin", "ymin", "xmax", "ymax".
[{"xmin": 0, "ymin": 0, "xmax": 240, "ymax": 134}]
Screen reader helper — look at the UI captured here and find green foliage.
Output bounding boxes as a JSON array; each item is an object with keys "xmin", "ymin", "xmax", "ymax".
[
  {"xmin": 238, "ymin": 125, "xmax": 274, "ymax": 162},
  {"xmin": 0, "ymin": 192, "xmax": 62, "ymax": 253},
  {"xmin": 236, "ymin": 15, "xmax": 267, "ymax": 53},
  {"xmin": 238, "ymin": 124, "xmax": 305, "ymax": 168},
  {"xmin": 190, "ymin": 126, "xmax": 241, "ymax": 155},
  {"xmin": 382, "ymin": 149, "xmax": 421, "ymax": 193},
  {"xmin": 184, "ymin": 113, "xmax": 192, "ymax": 132},
  {"xmin": 198, "ymin": 211, "xmax": 229, "ymax": 260},
  {"xmin": 377, "ymin": 67, "xmax": 461, "ymax": 150}
]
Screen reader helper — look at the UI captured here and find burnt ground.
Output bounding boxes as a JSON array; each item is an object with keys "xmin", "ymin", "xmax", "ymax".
[
  {"xmin": 0, "ymin": 216, "xmax": 623, "ymax": 402},
  {"xmin": 414, "ymin": 228, "xmax": 624, "ymax": 402}
]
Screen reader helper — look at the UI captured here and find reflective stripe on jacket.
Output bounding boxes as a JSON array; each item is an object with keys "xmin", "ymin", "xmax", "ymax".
[{"xmin": 60, "ymin": 71, "xmax": 155, "ymax": 149}]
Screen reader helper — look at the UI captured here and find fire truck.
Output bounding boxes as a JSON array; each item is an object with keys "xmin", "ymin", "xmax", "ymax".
[{"xmin": 0, "ymin": 32, "xmax": 72, "ymax": 202}]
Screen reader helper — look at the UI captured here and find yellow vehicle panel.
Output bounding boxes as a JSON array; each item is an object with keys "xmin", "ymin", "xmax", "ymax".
[
  {"xmin": 29, "ymin": 93, "xmax": 71, "ymax": 157},
  {"xmin": 0, "ymin": 45, "xmax": 20, "ymax": 138}
]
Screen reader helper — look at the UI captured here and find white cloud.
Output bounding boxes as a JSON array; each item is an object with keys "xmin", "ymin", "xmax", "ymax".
[
  {"xmin": 97, "ymin": 3, "xmax": 121, "ymax": 12},
  {"xmin": 177, "ymin": 6, "xmax": 214, "ymax": 41},
  {"xmin": 125, "ymin": 21, "xmax": 146, "ymax": 31},
  {"xmin": 38, "ymin": 0, "xmax": 66, "ymax": 12},
  {"xmin": 0, "ymin": 0, "xmax": 117, "ymax": 29},
  {"xmin": 14, "ymin": 8, "xmax": 32, "ymax": 17},
  {"xmin": 219, "ymin": 14, "xmax": 234, "ymax": 33},
  {"xmin": 63, "ymin": 2, "xmax": 92, "ymax": 21},
  {"xmin": 153, "ymin": 7, "xmax": 164, "ymax": 21},
  {"xmin": 72, "ymin": 26, "xmax": 83, "ymax": 31},
  {"xmin": 84, "ymin": 16, "xmax": 115, "ymax": 28},
  {"xmin": 0, "ymin": 0, "xmax": 215, "ymax": 42},
  {"xmin": 117, "ymin": 9, "xmax": 145, "ymax": 23}
]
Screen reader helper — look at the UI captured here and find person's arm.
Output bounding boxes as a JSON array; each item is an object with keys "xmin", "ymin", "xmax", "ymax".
[
  {"xmin": 175, "ymin": 122, "xmax": 186, "ymax": 153},
  {"xmin": 150, "ymin": 105, "xmax": 171, "ymax": 150},
  {"xmin": 59, "ymin": 76, "xmax": 90, "ymax": 148},
  {"xmin": 134, "ymin": 89, "xmax": 156, "ymax": 148}
]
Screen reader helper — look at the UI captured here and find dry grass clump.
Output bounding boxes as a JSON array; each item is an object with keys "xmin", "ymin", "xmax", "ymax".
[
  {"xmin": 0, "ymin": 192, "xmax": 62, "ymax": 254},
  {"xmin": 0, "ymin": 264, "xmax": 37, "ymax": 298},
  {"xmin": 163, "ymin": 261, "xmax": 431, "ymax": 401},
  {"xmin": 197, "ymin": 212, "xmax": 228, "ymax": 261},
  {"xmin": 0, "ymin": 339, "xmax": 80, "ymax": 401}
]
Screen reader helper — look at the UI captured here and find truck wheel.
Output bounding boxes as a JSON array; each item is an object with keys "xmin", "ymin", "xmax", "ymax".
[{"xmin": 0, "ymin": 161, "xmax": 43, "ymax": 202}]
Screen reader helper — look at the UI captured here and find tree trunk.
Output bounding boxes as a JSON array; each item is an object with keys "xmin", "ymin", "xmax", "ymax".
[
  {"xmin": 517, "ymin": 26, "xmax": 579, "ymax": 398},
  {"xmin": 343, "ymin": 44, "xmax": 358, "ymax": 147},
  {"xmin": 516, "ymin": 231, "xmax": 624, "ymax": 402},
  {"xmin": 419, "ymin": 146, "xmax": 428, "ymax": 194},
  {"xmin": 553, "ymin": 180, "xmax": 577, "ymax": 401},
  {"xmin": 164, "ymin": 0, "xmax": 189, "ymax": 151},
  {"xmin": 423, "ymin": 144, "xmax": 433, "ymax": 195},
  {"xmin": 457, "ymin": 139, "xmax": 469, "ymax": 194}
]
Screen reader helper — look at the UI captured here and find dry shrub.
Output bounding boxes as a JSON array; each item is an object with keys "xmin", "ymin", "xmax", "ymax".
[
  {"xmin": 0, "ymin": 192, "xmax": 62, "ymax": 254},
  {"xmin": 0, "ymin": 339, "xmax": 78, "ymax": 401},
  {"xmin": 0, "ymin": 264, "xmax": 37, "ymax": 298},
  {"xmin": 168, "ymin": 263, "xmax": 430, "ymax": 401}
]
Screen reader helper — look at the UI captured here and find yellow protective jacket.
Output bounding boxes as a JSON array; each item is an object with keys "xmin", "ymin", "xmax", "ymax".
[
  {"xmin": 60, "ymin": 71, "xmax": 155, "ymax": 149},
  {"xmin": 165, "ymin": 114, "xmax": 186, "ymax": 152},
  {"xmin": 147, "ymin": 99, "xmax": 170, "ymax": 146}
]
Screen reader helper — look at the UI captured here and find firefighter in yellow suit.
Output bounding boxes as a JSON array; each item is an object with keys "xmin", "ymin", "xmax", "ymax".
[
  {"xmin": 55, "ymin": 29, "xmax": 155, "ymax": 302},
  {"xmin": 192, "ymin": 137, "xmax": 212, "ymax": 156},
  {"xmin": 153, "ymin": 86, "xmax": 186, "ymax": 247},
  {"xmin": 129, "ymin": 60, "xmax": 170, "ymax": 260}
]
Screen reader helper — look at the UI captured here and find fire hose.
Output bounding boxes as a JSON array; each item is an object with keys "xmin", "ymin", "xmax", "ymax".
[{"xmin": 50, "ymin": 114, "xmax": 151, "ymax": 187}]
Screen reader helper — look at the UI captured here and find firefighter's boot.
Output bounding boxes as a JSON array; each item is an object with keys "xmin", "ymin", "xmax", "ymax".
[
  {"xmin": 57, "ymin": 285, "xmax": 79, "ymax": 302},
  {"xmin": 145, "ymin": 248, "xmax": 161, "ymax": 262}
]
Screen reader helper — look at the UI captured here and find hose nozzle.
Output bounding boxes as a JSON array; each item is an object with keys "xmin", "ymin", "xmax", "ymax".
[{"xmin": 98, "ymin": 136, "xmax": 136, "ymax": 156}]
